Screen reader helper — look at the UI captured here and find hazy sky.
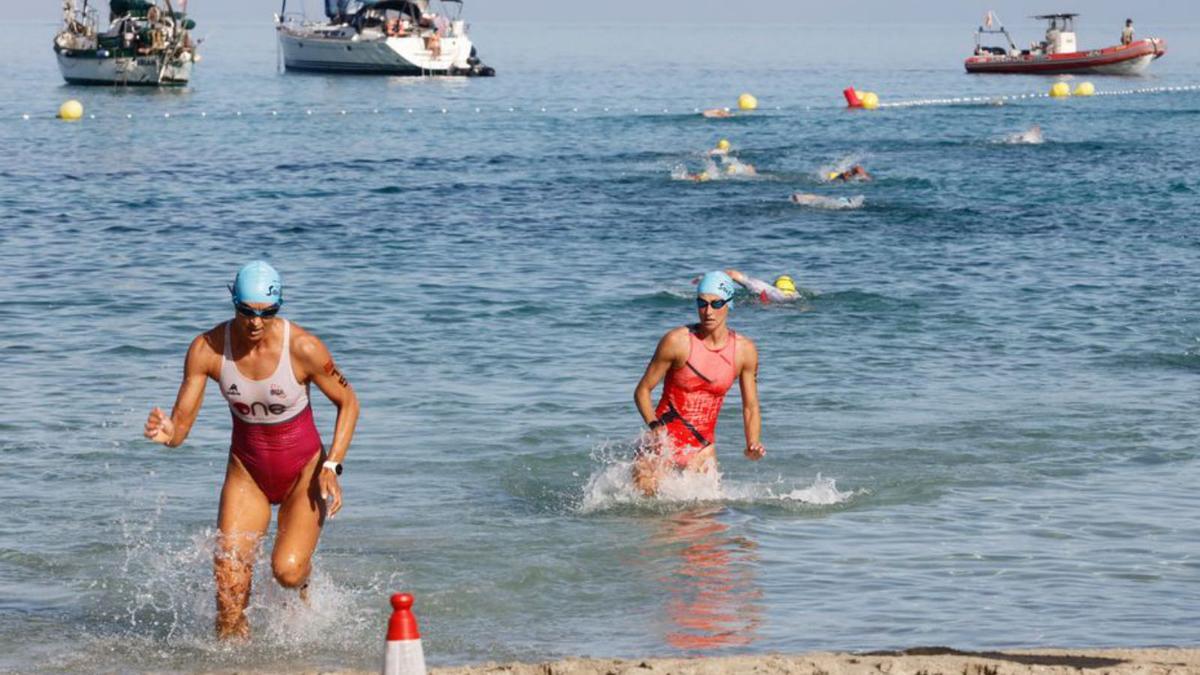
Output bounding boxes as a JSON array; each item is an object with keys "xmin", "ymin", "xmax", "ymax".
[{"xmin": 18, "ymin": 0, "xmax": 1200, "ymax": 25}]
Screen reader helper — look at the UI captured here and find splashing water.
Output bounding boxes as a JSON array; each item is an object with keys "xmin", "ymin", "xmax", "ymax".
[
  {"xmin": 578, "ymin": 439, "xmax": 857, "ymax": 513},
  {"xmin": 720, "ymin": 156, "xmax": 758, "ymax": 178},
  {"xmin": 670, "ymin": 159, "xmax": 722, "ymax": 182},
  {"xmin": 818, "ymin": 153, "xmax": 866, "ymax": 181},
  {"xmin": 790, "ymin": 193, "xmax": 865, "ymax": 210},
  {"xmin": 59, "ymin": 497, "xmax": 401, "ymax": 672},
  {"xmin": 1000, "ymin": 124, "xmax": 1044, "ymax": 145}
]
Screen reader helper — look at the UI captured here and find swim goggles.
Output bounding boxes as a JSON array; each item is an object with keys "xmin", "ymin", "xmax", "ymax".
[
  {"xmin": 696, "ymin": 297, "xmax": 731, "ymax": 310},
  {"xmin": 235, "ymin": 302, "xmax": 281, "ymax": 318}
]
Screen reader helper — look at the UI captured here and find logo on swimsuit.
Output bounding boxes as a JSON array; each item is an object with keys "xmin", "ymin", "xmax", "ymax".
[
  {"xmin": 269, "ymin": 384, "xmax": 285, "ymax": 398},
  {"xmin": 232, "ymin": 401, "xmax": 288, "ymax": 417},
  {"xmin": 226, "ymin": 384, "xmax": 240, "ymax": 396}
]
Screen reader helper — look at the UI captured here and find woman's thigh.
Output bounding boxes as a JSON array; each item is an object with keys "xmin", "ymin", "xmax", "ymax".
[{"xmin": 273, "ymin": 451, "xmax": 326, "ymax": 570}]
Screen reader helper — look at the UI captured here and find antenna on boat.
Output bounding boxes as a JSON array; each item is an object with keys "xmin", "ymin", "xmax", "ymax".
[
  {"xmin": 276, "ymin": 0, "xmax": 286, "ymax": 72},
  {"xmin": 976, "ymin": 10, "xmax": 1016, "ymax": 54},
  {"xmin": 156, "ymin": 0, "xmax": 187, "ymax": 84}
]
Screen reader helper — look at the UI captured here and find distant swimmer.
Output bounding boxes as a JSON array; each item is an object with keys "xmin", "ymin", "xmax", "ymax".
[
  {"xmin": 708, "ymin": 139, "xmax": 732, "ymax": 156},
  {"xmin": 633, "ymin": 271, "xmax": 765, "ymax": 496},
  {"xmin": 828, "ymin": 165, "xmax": 872, "ymax": 182},
  {"xmin": 723, "ymin": 158, "xmax": 757, "ymax": 177},
  {"xmin": 702, "ymin": 108, "xmax": 733, "ymax": 118},
  {"xmin": 790, "ymin": 193, "xmax": 865, "ymax": 209},
  {"xmin": 1003, "ymin": 124, "xmax": 1043, "ymax": 144},
  {"xmin": 143, "ymin": 261, "xmax": 360, "ymax": 640},
  {"xmin": 725, "ymin": 268, "xmax": 800, "ymax": 303}
]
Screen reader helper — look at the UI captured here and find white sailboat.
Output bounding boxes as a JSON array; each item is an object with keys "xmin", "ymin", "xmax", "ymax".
[
  {"xmin": 53, "ymin": 0, "xmax": 198, "ymax": 86},
  {"xmin": 275, "ymin": 0, "xmax": 494, "ymax": 77}
]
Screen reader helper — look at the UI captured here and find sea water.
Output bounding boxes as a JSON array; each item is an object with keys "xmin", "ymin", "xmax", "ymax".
[{"xmin": 1, "ymin": 16, "xmax": 1199, "ymax": 673}]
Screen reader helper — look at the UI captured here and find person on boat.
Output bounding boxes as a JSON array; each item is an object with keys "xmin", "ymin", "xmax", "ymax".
[
  {"xmin": 1121, "ymin": 19, "xmax": 1134, "ymax": 46},
  {"xmin": 1044, "ymin": 18, "xmax": 1061, "ymax": 54},
  {"xmin": 632, "ymin": 271, "xmax": 764, "ymax": 496},
  {"xmin": 725, "ymin": 268, "xmax": 801, "ymax": 304},
  {"xmin": 143, "ymin": 261, "xmax": 360, "ymax": 640},
  {"xmin": 829, "ymin": 165, "xmax": 871, "ymax": 182}
]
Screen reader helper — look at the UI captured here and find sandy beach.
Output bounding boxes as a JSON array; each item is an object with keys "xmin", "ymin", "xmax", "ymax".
[{"xmin": 427, "ymin": 648, "xmax": 1200, "ymax": 675}]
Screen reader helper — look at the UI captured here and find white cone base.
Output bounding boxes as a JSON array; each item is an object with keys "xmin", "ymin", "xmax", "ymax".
[{"xmin": 383, "ymin": 639, "xmax": 427, "ymax": 675}]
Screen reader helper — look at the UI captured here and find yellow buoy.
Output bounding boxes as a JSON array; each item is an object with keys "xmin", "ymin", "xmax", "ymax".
[
  {"xmin": 1049, "ymin": 82, "xmax": 1071, "ymax": 98},
  {"xmin": 58, "ymin": 99, "xmax": 84, "ymax": 121},
  {"xmin": 1073, "ymin": 81, "xmax": 1095, "ymax": 97},
  {"xmin": 860, "ymin": 92, "xmax": 880, "ymax": 110},
  {"xmin": 737, "ymin": 93, "xmax": 758, "ymax": 111},
  {"xmin": 716, "ymin": 138, "xmax": 731, "ymax": 151}
]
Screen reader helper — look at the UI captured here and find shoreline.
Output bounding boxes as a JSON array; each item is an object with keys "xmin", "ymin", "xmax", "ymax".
[{"xmin": 426, "ymin": 647, "xmax": 1200, "ymax": 675}]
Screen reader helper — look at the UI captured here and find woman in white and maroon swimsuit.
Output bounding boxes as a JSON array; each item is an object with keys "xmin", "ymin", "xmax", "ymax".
[{"xmin": 144, "ymin": 261, "xmax": 360, "ymax": 639}]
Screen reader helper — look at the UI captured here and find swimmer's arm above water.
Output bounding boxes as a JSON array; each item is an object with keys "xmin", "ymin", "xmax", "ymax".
[
  {"xmin": 144, "ymin": 333, "xmax": 215, "ymax": 448},
  {"xmin": 738, "ymin": 338, "xmax": 765, "ymax": 461},
  {"xmin": 725, "ymin": 268, "xmax": 791, "ymax": 303}
]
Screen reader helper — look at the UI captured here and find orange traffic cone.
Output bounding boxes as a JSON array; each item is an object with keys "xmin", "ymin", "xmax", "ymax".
[{"xmin": 382, "ymin": 593, "xmax": 426, "ymax": 675}]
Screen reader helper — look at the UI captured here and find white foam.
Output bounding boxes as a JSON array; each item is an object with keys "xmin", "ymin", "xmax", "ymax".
[
  {"xmin": 579, "ymin": 441, "xmax": 857, "ymax": 513},
  {"xmin": 999, "ymin": 124, "xmax": 1044, "ymax": 145},
  {"xmin": 818, "ymin": 153, "xmax": 865, "ymax": 181},
  {"xmin": 790, "ymin": 193, "xmax": 865, "ymax": 210},
  {"xmin": 76, "ymin": 497, "xmax": 394, "ymax": 669}
]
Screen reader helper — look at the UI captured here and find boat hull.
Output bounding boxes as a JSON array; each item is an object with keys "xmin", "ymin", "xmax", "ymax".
[
  {"xmin": 55, "ymin": 48, "xmax": 192, "ymax": 86},
  {"xmin": 965, "ymin": 38, "xmax": 1165, "ymax": 75},
  {"xmin": 278, "ymin": 27, "xmax": 487, "ymax": 76}
]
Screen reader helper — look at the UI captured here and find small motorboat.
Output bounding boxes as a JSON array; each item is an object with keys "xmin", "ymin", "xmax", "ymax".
[
  {"xmin": 965, "ymin": 12, "xmax": 1165, "ymax": 75},
  {"xmin": 53, "ymin": 0, "xmax": 198, "ymax": 86},
  {"xmin": 275, "ymin": 0, "xmax": 494, "ymax": 77}
]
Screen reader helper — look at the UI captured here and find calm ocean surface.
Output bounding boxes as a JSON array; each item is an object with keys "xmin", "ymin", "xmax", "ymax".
[{"xmin": 1, "ymin": 14, "xmax": 1199, "ymax": 673}]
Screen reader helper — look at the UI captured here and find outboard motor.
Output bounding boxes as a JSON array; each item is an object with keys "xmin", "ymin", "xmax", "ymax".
[{"xmin": 466, "ymin": 47, "xmax": 495, "ymax": 76}]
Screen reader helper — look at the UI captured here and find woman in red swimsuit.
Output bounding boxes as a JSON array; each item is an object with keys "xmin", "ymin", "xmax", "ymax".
[
  {"xmin": 143, "ymin": 261, "xmax": 360, "ymax": 639},
  {"xmin": 633, "ymin": 270, "xmax": 765, "ymax": 496}
]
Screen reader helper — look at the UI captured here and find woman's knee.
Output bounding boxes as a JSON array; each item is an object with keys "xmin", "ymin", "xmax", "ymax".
[{"xmin": 271, "ymin": 552, "xmax": 311, "ymax": 588}]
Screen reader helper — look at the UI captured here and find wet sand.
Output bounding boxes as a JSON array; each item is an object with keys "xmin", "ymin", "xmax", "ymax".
[{"xmin": 427, "ymin": 647, "xmax": 1200, "ymax": 675}]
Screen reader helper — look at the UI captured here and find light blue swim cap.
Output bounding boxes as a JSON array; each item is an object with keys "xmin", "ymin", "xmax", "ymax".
[
  {"xmin": 697, "ymin": 271, "xmax": 736, "ymax": 306},
  {"xmin": 230, "ymin": 261, "xmax": 283, "ymax": 306}
]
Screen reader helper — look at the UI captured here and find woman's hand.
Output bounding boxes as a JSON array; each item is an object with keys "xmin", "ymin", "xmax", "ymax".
[
  {"xmin": 144, "ymin": 407, "xmax": 175, "ymax": 445},
  {"xmin": 319, "ymin": 468, "xmax": 343, "ymax": 517},
  {"xmin": 744, "ymin": 442, "xmax": 765, "ymax": 461}
]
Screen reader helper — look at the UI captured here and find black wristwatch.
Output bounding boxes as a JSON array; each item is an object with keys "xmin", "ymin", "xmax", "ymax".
[
  {"xmin": 647, "ymin": 419, "xmax": 664, "ymax": 430},
  {"xmin": 322, "ymin": 460, "xmax": 343, "ymax": 476}
]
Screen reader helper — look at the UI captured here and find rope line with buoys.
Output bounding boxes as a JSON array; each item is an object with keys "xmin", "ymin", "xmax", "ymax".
[
  {"xmin": 873, "ymin": 84, "xmax": 1200, "ymax": 109},
  {"xmin": 12, "ymin": 84, "xmax": 1200, "ymax": 124}
]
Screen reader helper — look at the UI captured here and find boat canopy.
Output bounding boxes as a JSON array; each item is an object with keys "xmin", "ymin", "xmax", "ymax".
[
  {"xmin": 327, "ymin": 0, "xmax": 429, "ymax": 19},
  {"xmin": 110, "ymin": 0, "xmax": 155, "ymax": 17},
  {"xmin": 1033, "ymin": 13, "xmax": 1079, "ymax": 20}
]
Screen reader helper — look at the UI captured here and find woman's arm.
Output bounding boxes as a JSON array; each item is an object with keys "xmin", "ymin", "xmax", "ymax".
[
  {"xmin": 738, "ymin": 338, "xmax": 765, "ymax": 460},
  {"xmin": 144, "ymin": 333, "xmax": 215, "ymax": 447},
  {"xmin": 634, "ymin": 328, "xmax": 686, "ymax": 425},
  {"xmin": 295, "ymin": 329, "xmax": 359, "ymax": 516}
]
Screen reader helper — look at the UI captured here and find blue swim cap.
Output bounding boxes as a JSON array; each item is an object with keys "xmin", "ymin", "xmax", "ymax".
[
  {"xmin": 697, "ymin": 271, "xmax": 736, "ymax": 307},
  {"xmin": 230, "ymin": 261, "xmax": 283, "ymax": 306}
]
